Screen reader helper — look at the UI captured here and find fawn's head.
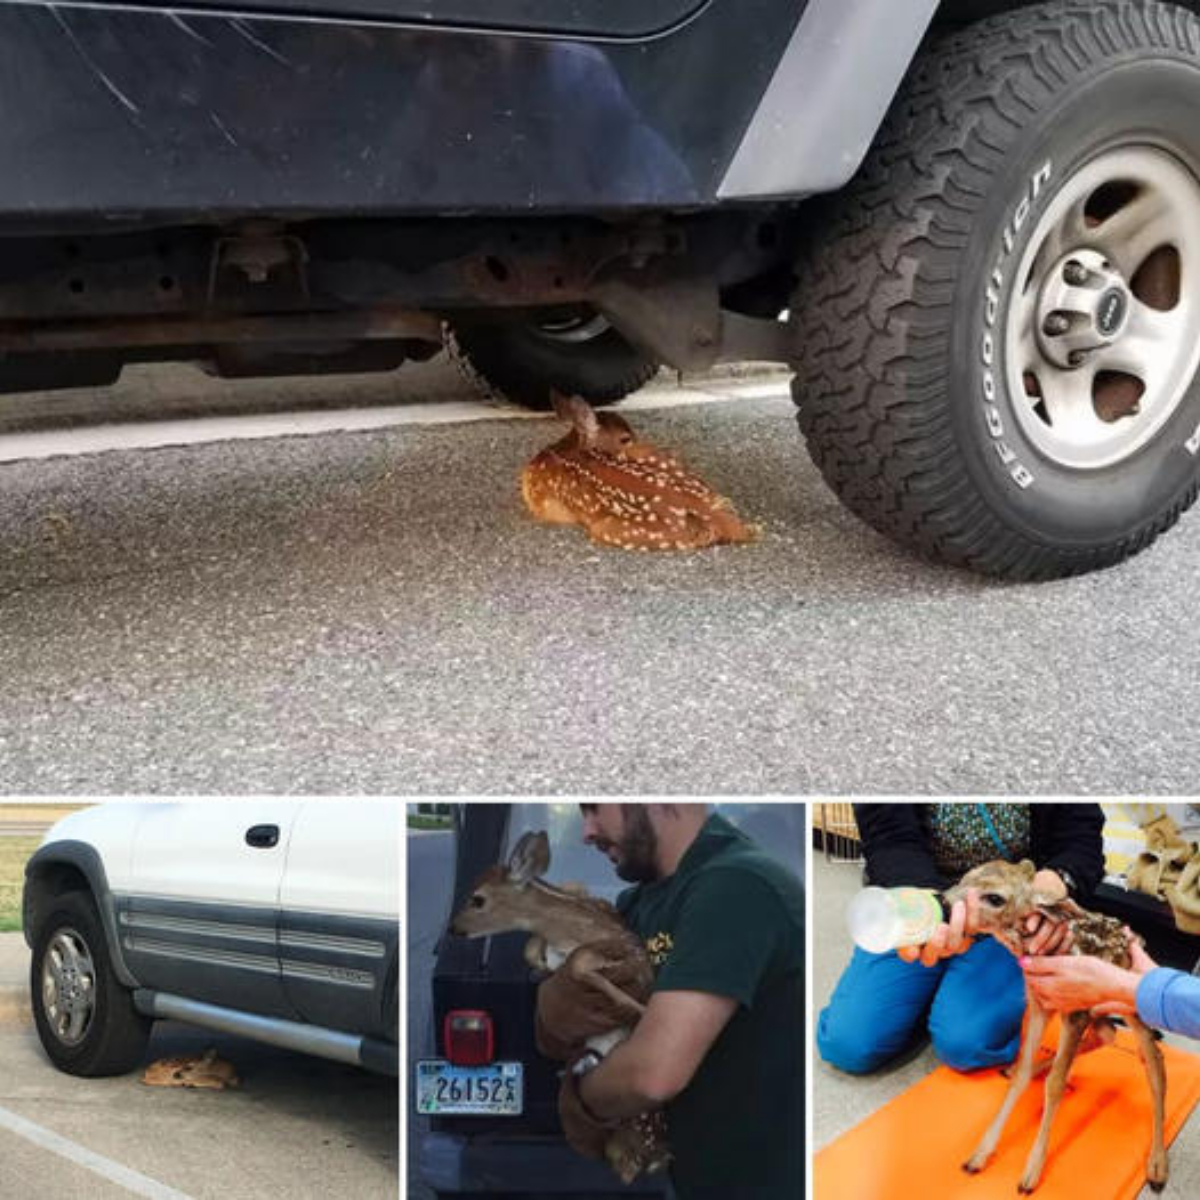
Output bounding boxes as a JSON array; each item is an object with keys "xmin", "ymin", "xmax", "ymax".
[
  {"xmin": 553, "ymin": 392, "xmax": 639, "ymax": 457},
  {"xmin": 449, "ymin": 830, "xmax": 553, "ymax": 938},
  {"xmin": 943, "ymin": 859, "xmax": 1063, "ymax": 953}
]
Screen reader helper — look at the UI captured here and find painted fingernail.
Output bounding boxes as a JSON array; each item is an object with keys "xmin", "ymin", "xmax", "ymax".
[{"xmin": 1019, "ymin": 956, "xmax": 1030, "ymax": 967}]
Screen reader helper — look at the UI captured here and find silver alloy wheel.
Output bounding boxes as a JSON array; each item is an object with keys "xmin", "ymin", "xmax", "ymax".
[
  {"xmin": 534, "ymin": 311, "xmax": 611, "ymax": 344},
  {"xmin": 1005, "ymin": 146, "xmax": 1200, "ymax": 469},
  {"xmin": 41, "ymin": 927, "xmax": 96, "ymax": 1046}
]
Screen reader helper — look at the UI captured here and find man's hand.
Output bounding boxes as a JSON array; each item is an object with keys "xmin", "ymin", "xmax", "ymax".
[{"xmin": 897, "ymin": 891, "xmax": 977, "ymax": 967}]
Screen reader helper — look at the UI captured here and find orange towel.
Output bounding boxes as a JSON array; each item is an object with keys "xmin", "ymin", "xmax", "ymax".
[{"xmin": 815, "ymin": 1028, "xmax": 1200, "ymax": 1200}]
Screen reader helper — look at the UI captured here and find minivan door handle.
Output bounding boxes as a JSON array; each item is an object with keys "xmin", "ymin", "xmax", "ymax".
[{"xmin": 245, "ymin": 824, "xmax": 280, "ymax": 849}]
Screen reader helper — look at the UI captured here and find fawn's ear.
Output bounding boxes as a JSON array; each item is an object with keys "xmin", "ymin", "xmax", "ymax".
[
  {"xmin": 1037, "ymin": 892, "xmax": 1084, "ymax": 918},
  {"xmin": 508, "ymin": 830, "xmax": 550, "ymax": 885},
  {"xmin": 1018, "ymin": 859, "xmax": 1037, "ymax": 880},
  {"xmin": 552, "ymin": 392, "xmax": 601, "ymax": 448}
]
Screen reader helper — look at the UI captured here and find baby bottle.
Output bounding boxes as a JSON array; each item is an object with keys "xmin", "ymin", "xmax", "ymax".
[{"xmin": 847, "ymin": 886, "xmax": 948, "ymax": 953}]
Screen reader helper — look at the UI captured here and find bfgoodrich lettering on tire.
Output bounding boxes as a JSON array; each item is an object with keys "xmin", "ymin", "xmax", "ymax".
[
  {"xmin": 790, "ymin": 0, "xmax": 1200, "ymax": 579},
  {"xmin": 30, "ymin": 890, "xmax": 151, "ymax": 1077}
]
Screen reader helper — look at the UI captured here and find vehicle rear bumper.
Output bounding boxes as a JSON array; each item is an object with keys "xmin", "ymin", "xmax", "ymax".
[{"xmin": 418, "ymin": 1130, "xmax": 668, "ymax": 1194}]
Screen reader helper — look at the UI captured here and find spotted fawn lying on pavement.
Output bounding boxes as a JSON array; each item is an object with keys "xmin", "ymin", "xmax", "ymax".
[
  {"xmin": 521, "ymin": 393, "xmax": 756, "ymax": 551},
  {"xmin": 141, "ymin": 1048, "xmax": 239, "ymax": 1090}
]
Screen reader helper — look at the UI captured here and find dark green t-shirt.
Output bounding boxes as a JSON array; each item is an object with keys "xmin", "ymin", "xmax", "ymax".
[{"xmin": 617, "ymin": 813, "xmax": 805, "ymax": 1200}]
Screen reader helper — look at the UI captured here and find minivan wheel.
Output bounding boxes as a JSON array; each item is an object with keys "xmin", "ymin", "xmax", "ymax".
[
  {"xmin": 790, "ymin": 0, "xmax": 1200, "ymax": 579},
  {"xmin": 30, "ymin": 890, "xmax": 151, "ymax": 1076},
  {"xmin": 445, "ymin": 309, "xmax": 659, "ymax": 409}
]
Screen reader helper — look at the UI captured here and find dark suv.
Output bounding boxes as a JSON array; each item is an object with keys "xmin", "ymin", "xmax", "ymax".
[
  {"xmin": 413, "ymin": 802, "xmax": 805, "ymax": 1199},
  {"xmin": 7, "ymin": 1, "xmax": 1200, "ymax": 578}
]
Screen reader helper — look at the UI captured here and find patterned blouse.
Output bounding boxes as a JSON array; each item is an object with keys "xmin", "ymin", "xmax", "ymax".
[{"xmin": 921, "ymin": 803, "xmax": 1031, "ymax": 878}]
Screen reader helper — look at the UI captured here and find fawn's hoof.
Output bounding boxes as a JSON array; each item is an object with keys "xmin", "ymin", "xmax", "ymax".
[
  {"xmin": 1147, "ymin": 1149, "xmax": 1168, "ymax": 1191},
  {"xmin": 962, "ymin": 1160, "xmax": 983, "ymax": 1175}
]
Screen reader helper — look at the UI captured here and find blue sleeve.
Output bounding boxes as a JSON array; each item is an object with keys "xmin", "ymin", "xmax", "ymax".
[{"xmin": 1137, "ymin": 968, "xmax": 1200, "ymax": 1040}]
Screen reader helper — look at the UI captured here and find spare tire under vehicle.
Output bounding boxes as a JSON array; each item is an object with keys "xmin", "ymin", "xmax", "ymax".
[
  {"xmin": 445, "ymin": 309, "xmax": 659, "ymax": 410},
  {"xmin": 790, "ymin": 0, "xmax": 1200, "ymax": 580}
]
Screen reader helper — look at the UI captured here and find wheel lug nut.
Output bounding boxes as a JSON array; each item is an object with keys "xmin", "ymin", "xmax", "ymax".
[
  {"xmin": 1043, "ymin": 313, "xmax": 1071, "ymax": 336},
  {"xmin": 1068, "ymin": 350, "xmax": 1088, "ymax": 367},
  {"xmin": 1063, "ymin": 261, "xmax": 1090, "ymax": 285}
]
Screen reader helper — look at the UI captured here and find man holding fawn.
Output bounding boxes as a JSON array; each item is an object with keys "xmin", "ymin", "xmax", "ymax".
[{"xmin": 543, "ymin": 803, "xmax": 804, "ymax": 1200}]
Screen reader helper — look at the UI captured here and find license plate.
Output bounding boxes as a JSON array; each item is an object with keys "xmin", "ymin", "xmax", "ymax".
[{"xmin": 414, "ymin": 1059, "xmax": 524, "ymax": 1115}]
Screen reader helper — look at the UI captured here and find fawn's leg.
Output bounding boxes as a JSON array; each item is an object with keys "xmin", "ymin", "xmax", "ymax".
[
  {"xmin": 964, "ymin": 995, "xmax": 1047, "ymax": 1174},
  {"xmin": 564, "ymin": 950, "xmax": 647, "ymax": 1057},
  {"xmin": 1128, "ymin": 1014, "xmax": 1168, "ymax": 1192},
  {"xmin": 1003, "ymin": 1016, "xmax": 1116, "ymax": 1081},
  {"xmin": 1017, "ymin": 1009, "xmax": 1088, "ymax": 1193},
  {"xmin": 565, "ymin": 950, "xmax": 648, "ymax": 1024},
  {"xmin": 576, "ymin": 971, "xmax": 647, "ymax": 1022}
]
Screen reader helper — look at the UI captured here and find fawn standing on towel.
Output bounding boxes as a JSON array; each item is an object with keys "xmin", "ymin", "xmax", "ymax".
[{"xmin": 951, "ymin": 859, "xmax": 1167, "ymax": 1194}]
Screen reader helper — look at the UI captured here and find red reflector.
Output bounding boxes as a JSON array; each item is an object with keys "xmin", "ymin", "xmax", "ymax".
[{"xmin": 444, "ymin": 1009, "xmax": 495, "ymax": 1066}]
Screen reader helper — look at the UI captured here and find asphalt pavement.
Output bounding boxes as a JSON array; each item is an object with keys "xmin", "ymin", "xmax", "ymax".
[
  {"xmin": 0, "ymin": 933, "xmax": 398, "ymax": 1200},
  {"xmin": 2, "ymin": 364, "xmax": 1200, "ymax": 793}
]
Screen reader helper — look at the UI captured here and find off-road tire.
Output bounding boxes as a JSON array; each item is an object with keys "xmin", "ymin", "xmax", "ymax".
[
  {"xmin": 445, "ymin": 317, "xmax": 658, "ymax": 410},
  {"xmin": 30, "ymin": 889, "xmax": 151, "ymax": 1076},
  {"xmin": 790, "ymin": 0, "xmax": 1200, "ymax": 579}
]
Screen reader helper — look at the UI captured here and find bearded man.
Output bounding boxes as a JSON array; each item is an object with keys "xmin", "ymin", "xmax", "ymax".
[{"xmin": 544, "ymin": 803, "xmax": 804, "ymax": 1200}]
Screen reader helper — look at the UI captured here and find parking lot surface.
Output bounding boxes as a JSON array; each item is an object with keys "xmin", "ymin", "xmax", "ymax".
[
  {"xmin": 0, "ymin": 935, "xmax": 397, "ymax": 1200},
  {"xmin": 2, "ymin": 368, "xmax": 1199, "ymax": 793}
]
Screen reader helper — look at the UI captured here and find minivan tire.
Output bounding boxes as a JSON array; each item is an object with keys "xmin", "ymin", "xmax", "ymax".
[{"xmin": 30, "ymin": 890, "xmax": 151, "ymax": 1076}]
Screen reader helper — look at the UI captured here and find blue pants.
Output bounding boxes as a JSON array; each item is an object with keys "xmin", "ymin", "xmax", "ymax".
[{"xmin": 817, "ymin": 936, "xmax": 1026, "ymax": 1074}]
